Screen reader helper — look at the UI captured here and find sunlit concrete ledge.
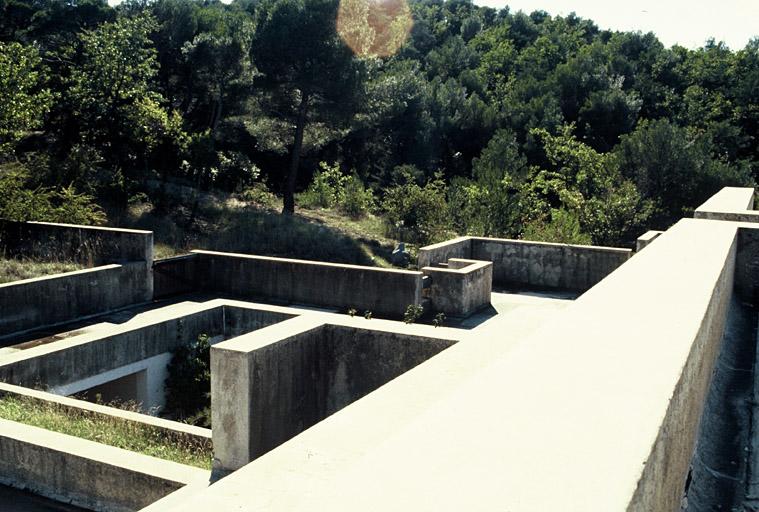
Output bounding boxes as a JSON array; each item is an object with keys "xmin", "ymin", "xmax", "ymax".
[{"xmin": 694, "ymin": 186, "xmax": 759, "ymax": 222}]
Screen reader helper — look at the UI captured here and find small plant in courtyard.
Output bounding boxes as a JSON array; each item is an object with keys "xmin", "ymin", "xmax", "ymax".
[
  {"xmin": 364, "ymin": 310, "xmax": 372, "ymax": 320},
  {"xmin": 403, "ymin": 304, "xmax": 424, "ymax": 324},
  {"xmin": 433, "ymin": 312, "xmax": 446, "ymax": 328}
]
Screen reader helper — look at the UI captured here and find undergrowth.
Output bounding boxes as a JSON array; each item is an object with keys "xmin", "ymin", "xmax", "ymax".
[
  {"xmin": 0, "ymin": 394, "xmax": 212, "ymax": 469},
  {"xmin": 0, "ymin": 257, "xmax": 84, "ymax": 284}
]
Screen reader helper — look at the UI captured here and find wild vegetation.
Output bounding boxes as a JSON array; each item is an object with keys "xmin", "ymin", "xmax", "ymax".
[
  {"xmin": 0, "ymin": 257, "xmax": 83, "ymax": 283},
  {"xmin": 0, "ymin": 394, "xmax": 212, "ymax": 469},
  {"xmin": 1, "ymin": 0, "xmax": 757, "ymax": 252}
]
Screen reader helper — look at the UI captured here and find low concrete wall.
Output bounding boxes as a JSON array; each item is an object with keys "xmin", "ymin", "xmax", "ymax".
[
  {"xmin": 0, "ymin": 263, "xmax": 152, "ymax": 338},
  {"xmin": 635, "ymin": 230, "xmax": 664, "ymax": 252},
  {"xmin": 153, "ymin": 255, "xmax": 198, "ymax": 299},
  {"xmin": 422, "ymin": 259, "xmax": 492, "ymax": 317},
  {"xmin": 0, "ymin": 418, "xmax": 207, "ymax": 512},
  {"xmin": 471, "ymin": 237, "xmax": 632, "ymax": 292},
  {"xmin": 0, "ymin": 303, "xmax": 292, "ymax": 393},
  {"xmin": 0, "ymin": 220, "xmax": 153, "ymax": 267},
  {"xmin": 418, "ymin": 236, "xmax": 632, "ymax": 293},
  {"xmin": 193, "ymin": 250, "xmax": 424, "ymax": 318},
  {"xmin": 0, "ymin": 382, "xmax": 211, "ymax": 451},
  {"xmin": 417, "ymin": 237, "xmax": 472, "ymax": 269},
  {"xmin": 694, "ymin": 187, "xmax": 759, "ymax": 222},
  {"xmin": 211, "ymin": 316, "xmax": 457, "ymax": 472}
]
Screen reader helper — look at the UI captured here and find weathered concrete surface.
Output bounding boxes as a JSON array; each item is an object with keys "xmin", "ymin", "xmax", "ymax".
[
  {"xmin": 0, "ymin": 382, "xmax": 211, "ymax": 450},
  {"xmin": 0, "ymin": 485, "xmax": 89, "ymax": 511},
  {"xmin": 211, "ymin": 315, "xmax": 458, "ymax": 472},
  {"xmin": 0, "ymin": 301, "xmax": 292, "ymax": 393},
  {"xmin": 635, "ymin": 230, "xmax": 664, "ymax": 252},
  {"xmin": 0, "ymin": 263, "xmax": 152, "ymax": 338},
  {"xmin": 694, "ymin": 186, "xmax": 759, "ymax": 222},
  {"xmin": 417, "ymin": 237, "xmax": 472, "ymax": 269},
  {"xmin": 422, "ymin": 259, "xmax": 492, "ymax": 317},
  {"xmin": 193, "ymin": 250, "xmax": 424, "ymax": 318},
  {"xmin": 417, "ymin": 236, "xmax": 632, "ymax": 293},
  {"xmin": 0, "ymin": 418, "xmax": 208, "ymax": 512},
  {"xmin": 683, "ymin": 294, "xmax": 755, "ymax": 510},
  {"xmin": 162, "ymin": 218, "xmax": 743, "ymax": 512},
  {"xmin": 472, "ymin": 237, "xmax": 632, "ymax": 292},
  {"xmin": 153, "ymin": 254, "xmax": 198, "ymax": 299}
]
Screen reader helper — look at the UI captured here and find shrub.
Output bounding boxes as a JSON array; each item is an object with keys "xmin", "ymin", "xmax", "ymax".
[
  {"xmin": 339, "ymin": 175, "xmax": 375, "ymax": 218},
  {"xmin": 403, "ymin": 304, "xmax": 424, "ymax": 324},
  {"xmin": 0, "ymin": 165, "xmax": 106, "ymax": 225},
  {"xmin": 299, "ymin": 161, "xmax": 347, "ymax": 209},
  {"xmin": 522, "ymin": 208, "xmax": 592, "ymax": 245},
  {"xmin": 382, "ymin": 171, "xmax": 452, "ymax": 244},
  {"xmin": 164, "ymin": 333, "xmax": 211, "ymax": 427}
]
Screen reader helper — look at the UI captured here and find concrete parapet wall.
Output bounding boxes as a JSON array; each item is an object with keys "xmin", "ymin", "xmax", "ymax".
[
  {"xmin": 211, "ymin": 316, "xmax": 457, "ymax": 472},
  {"xmin": 694, "ymin": 187, "xmax": 759, "ymax": 222},
  {"xmin": 153, "ymin": 254, "xmax": 199, "ymax": 299},
  {"xmin": 0, "ymin": 263, "xmax": 152, "ymax": 338},
  {"xmin": 0, "ymin": 303, "xmax": 292, "ymax": 391},
  {"xmin": 635, "ymin": 230, "xmax": 664, "ymax": 252},
  {"xmin": 417, "ymin": 237, "xmax": 472, "ymax": 269},
  {"xmin": 0, "ymin": 418, "xmax": 207, "ymax": 512},
  {"xmin": 418, "ymin": 236, "xmax": 632, "ymax": 293},
  {"xmin": 193, "ymin": 250, "xmax": 424, "ymax": 318},
  {"xmin": 422, "ymin": 259, "xmax": 492, "ymax": 317},
  {"xmin": 0, "ymin": 220, "xmax": 153, "ymax": 267},
  {"xmin": 0, "ymin": 382, "xmax": 211, "ymax": 451},
  {"xmin": 471, "ymin": 237, "xmax": 632, "ymax": 292}
]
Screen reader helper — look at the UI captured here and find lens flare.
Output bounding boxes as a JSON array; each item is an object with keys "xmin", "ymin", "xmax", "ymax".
[{"xmin": 337, "ymin": 0, "xmax": 413, "ymax": 58}]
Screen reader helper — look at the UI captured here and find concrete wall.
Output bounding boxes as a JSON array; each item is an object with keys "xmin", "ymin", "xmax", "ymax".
[
  {"xmin": 153, "ymin": 255, "xmax": 199, "ymax": 299},
  {"xmin": 0, "ymin": 220, "xmax": 153, "ymax": 267},
  {"xmin": 636, "ymin": 230, "xmax": 664, "ymax": 252},
  {"xmin": 0, "ymin": 263, "xmax": 152, "ymax": 338},
  {"xmin": 0, "ymin": 303, "xmax": 291, "ymax": 393},
  {"xmin": 417, "ymin": 236, "xmax": 632, "ymax": 293},
  {"xmin": 169, "ymin": 219, "xmax": 747, "ymax": 512},
  {"xmin": 694, "ymin": 187, "xmax": 759, "ymax": 222},
  {"xmin": 422, "ymin": 259, "xmax": 492, "ymax": 317},
  {"xmin": 417, "ymin": 237, "xmax": 472, "ymax": 269},
  {"xmin": 0, "ymin": 418, "xmax": 207, "ymax": 512},
  {"xmin": 471, "ymin": 237, "xmax": 632, "ymax": 292},
  {"xmin": 193, "ymin": 250, "xmax": 424, "ymax": 318},
  {"xmin": 211, "ymin": 316, "xmax": 457, "ymax": 472}
]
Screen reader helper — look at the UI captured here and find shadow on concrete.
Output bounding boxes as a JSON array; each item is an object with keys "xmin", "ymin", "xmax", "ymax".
[{"xmin": 0, "ymin": 485, "xmax": 90, "ymax": 512}]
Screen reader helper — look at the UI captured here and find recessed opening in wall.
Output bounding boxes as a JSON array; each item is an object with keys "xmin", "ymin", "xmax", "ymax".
[{"xmin": 74, "ymin": 369, "xmax": 147, "ymax": 408}]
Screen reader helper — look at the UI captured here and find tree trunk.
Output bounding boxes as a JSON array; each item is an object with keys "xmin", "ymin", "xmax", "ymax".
[{"xmin": 282, "ymin": 91, "xmax": 309, "ymax": 215}]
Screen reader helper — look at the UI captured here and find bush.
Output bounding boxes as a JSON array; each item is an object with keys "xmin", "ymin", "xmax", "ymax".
[
  {"xmin": 299, "ymin": 161, "xmax": 347, "ymax": 209},
  {"xmin": 522, "ymin": 208, "xmax": 592, "ymax": 245},
  {"xmin": 164, "ymin": 333, "xmax": 211, "ymax": 427},
  {"xmin": 0, "ymin": 165, "xmax": 106, "ymax": 225},
  {"xmin": 382, "ymin": 171, "xmax": 452, "ymax": 244},
  {"xmin": 339, "ymin": 175, "xmax": 375, "ymax": 218}
]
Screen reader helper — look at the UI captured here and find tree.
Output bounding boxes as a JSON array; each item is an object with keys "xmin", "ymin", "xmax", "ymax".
[
  {"xmin": 67, "ymin": 14, "xmax": 186, "ymax": 190},
  {"xmin": 0, "ymin": 42, "xmax": 53, "ymax": 156},
  {"xmin": 252, "ymin": 0, "xmax": 365, "ymax": 214}
]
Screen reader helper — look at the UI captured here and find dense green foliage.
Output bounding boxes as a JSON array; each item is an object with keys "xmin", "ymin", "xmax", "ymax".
[
  {"xmin": 164, "ymin": 333, "xmax": 211, "ymax": 426},
  {"xmin": 1, "ymin": 0, "xmax": 757, "ymax": 247}
]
